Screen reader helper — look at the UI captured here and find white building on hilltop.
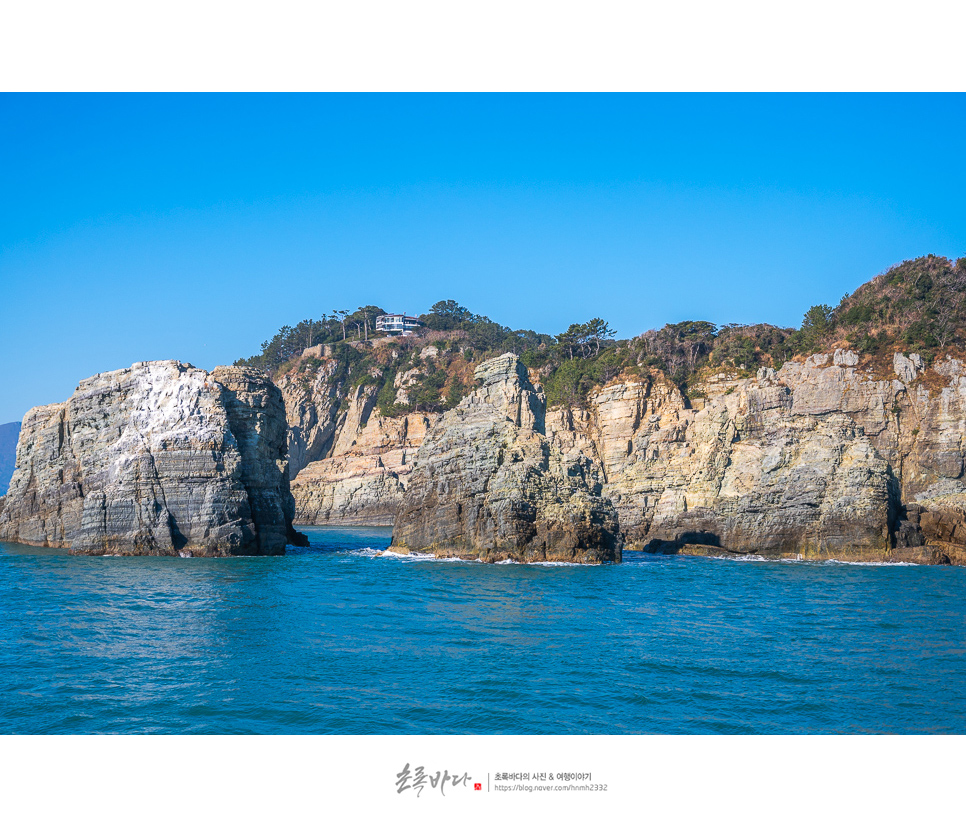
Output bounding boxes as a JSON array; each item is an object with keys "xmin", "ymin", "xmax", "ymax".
[{"xmin": 375, "ymin": 313, "xmax": 422, "ymax": 335}]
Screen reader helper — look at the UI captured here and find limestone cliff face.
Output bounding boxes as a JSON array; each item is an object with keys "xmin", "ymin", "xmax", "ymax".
[
  {"xmin": 277, "ymin": 348, "xmax": 350, "ymax": 479},
  {"xmin": 290, "ymin": 390, "xmax": 438, "ymax": 525},
  {"xmin": 0, "ymin": 361, "xmax": 305, "ymax": 556},
  {"xmin": 279, "ymin": 349, "xmax": 440, "ymax": 525},
  {"xmin": 544, "ymin": 350, "xmax": 966, "ymax": 563},
  {"xmin": 389, "ymin": 354, "xmax": 621, "ymax": 563},
  {"xmin": 277, "ymin": 341, "xmax": 966, "ymax": 563}
]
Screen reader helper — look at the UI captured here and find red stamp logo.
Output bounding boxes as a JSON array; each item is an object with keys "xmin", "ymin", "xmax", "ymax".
[{"xmin": 474, "ymin": 783, "xmax": 482, "ymax": 791}]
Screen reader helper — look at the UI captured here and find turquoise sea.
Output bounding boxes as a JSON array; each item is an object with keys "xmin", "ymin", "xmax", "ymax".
[{"xmin": 1, "ymin": 526, "xmax": 964, "ymax": 734}]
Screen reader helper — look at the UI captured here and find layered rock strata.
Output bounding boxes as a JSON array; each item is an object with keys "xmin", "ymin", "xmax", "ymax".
[
  {"xmin": 279, "ymin": 350, "xmax": 440, "ymax": 525},
  {"xmin": 279, "ymin": 342, "xmax": 966, "ymax": 563},
  {"xmin": 277, "ymin": 353, "xmax": 349, "ymax": 479},
  {"xmin": 291, "ymin": 395, "xmax": 437, "ymax": 525},
  {"xmin": 545, "ymin": 350, "xmax": 966, "ymax": 563},
  {"xmin": 389, "ymin": 354, "xmax": 622, "ymax": 563},
  {"xmin": 0, "ymin": 361, "xmax": 306, "ymax": 556}
]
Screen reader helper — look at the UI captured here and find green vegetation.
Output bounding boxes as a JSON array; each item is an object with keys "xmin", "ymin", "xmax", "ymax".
[
  {"xmin": 828, "ymin": 256, "xmax": 966, "ymax": 357},
  {"xmin": 234, "ymin": 306, "xmax": 387, "ymax": 374},
  {"xmin": 234, "ymin": 255, "xmax": 966, "ymax": 414}
]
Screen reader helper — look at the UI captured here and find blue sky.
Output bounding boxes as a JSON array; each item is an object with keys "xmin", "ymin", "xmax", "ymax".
[{"xmin": 1, "ymin": 93, "xmax": 964, "ymax": 424}]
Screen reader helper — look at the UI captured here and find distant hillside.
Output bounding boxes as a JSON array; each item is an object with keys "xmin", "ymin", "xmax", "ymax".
[
  {"xmin": 235, "ymin": 255, "xmax": 966, "ymax": 409},
  {"xmin": 0, "ymin": 422, "xmax": 20, "ymax": 496}
]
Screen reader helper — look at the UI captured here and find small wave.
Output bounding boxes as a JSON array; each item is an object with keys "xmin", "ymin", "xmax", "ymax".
[
  {"xmin": 347, "ymin": 547, "xmax": 394, "ymax": 558},
  {"xmin": 708, "ymin": 553, "xmax": 928, "ymax": 567},
  {"xmin": 489, "ymin": 559, "xmax": 599, "ymax": 567},
  {"xmin": 351, "ymin": 548, "xmax": 466, "ymax": 563},
  {"xmin": 345, "ymin": 548, "xmax": 601, "ymax": 566},
  {"xmin": 707, "ymin": 553, "xmax": 810, "ymax": 564},
  {"xmin": 709, "ymin": 554, "xmax": 770, "ymax": 562}
]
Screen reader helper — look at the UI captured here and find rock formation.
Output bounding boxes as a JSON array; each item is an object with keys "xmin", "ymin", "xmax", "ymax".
[
  {"xmin": 389, "ymin": 354, "xmax": 622, "ymax": 563},
  {"xmin": 278, "ymin": 346, "xmax": 441, "ymax": 525},
  {"xmin": 290, "ymin": 402, "xmax": 436, "ymax": 525},
  {"xmin": 0, "ymin": 361, "xmax": 306, "ymax": 556},
  {"xmin": 543, "ymin": 350, "xmax": 966, "ymax": 563},
  {"xmin": 548, "ymin": 361, "xmax": 892, "ymax": 559},
  {"xmin": 277, "ymin": 347, "xmax": 349, "ymax": 479},
  {"xmin": 259, "ymin": 330, "xmax": 966, "ymax": 565}
]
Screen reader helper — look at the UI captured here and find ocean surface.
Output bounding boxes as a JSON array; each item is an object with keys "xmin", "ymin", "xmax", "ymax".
[{"xmin": 1, "ymin": 526, "xmax": 964, "ymax": 734}]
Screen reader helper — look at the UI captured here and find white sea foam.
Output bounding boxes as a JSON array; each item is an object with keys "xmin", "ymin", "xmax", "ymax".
[
  {"xmin": 351, "ymin": 548, "xmax": 466, "ymax": 563},
  {"xmin": 707, "ymin": 553, "xmax": 928, "ymax": 567},
  {"xmin": 489, "ymin": 559, "xmax": 598, "ymax": 567},
  {"xmin": 348, "ymin": 548, "xmax": 600, "ymax": 566}
]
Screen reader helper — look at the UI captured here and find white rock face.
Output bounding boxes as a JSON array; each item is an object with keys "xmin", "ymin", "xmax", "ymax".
[
  {"xmin": 291, "ymin": 409, "xmax": 437, "ymax": 525},
  {"xmin": 0, "ymin": 361, "xmax": 303, "ymax": 556},
  {"xmin": 277, "ymin": 356, "xmax": 349, "ymax": 479},
  {"xmin": 278, "ymin": 350, "xmax": 441, "ymax": 525},
  {"xmin": 893, "ymin": 352, "xmax": 923, "ymax": 383}
]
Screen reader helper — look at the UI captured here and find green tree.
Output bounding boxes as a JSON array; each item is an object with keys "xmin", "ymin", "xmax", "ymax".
[
  {"xmin": 444, "ymin": 377, "xmax": 466, "ymax": 409},
  {"xmin": 801, "ymin": 304, "xmax": 834, "ymax": 333},
  {"xmin": 556, "ymin": 324, "xmax": 581, "ymax": 360},
  {"xmin": 333, "ymin": 309, "xmax": 350, "ymax": 341},
  {"xmin": 585, "ymin": 318, "xmax": 617, "ymax": 355},
  {"xmin": 422, "ymin": 300, "xmax": 474, "ymax": 330}
]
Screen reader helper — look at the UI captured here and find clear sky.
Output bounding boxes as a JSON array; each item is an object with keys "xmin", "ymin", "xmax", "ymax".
[{"xmin": 1, "ymin": 93, "xmax": 964, "ymax": 424}]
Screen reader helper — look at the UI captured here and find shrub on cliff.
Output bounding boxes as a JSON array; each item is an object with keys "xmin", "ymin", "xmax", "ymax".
[{"xmin": 828, "ymin": 255, "xmax": 966, "ymax": 355}]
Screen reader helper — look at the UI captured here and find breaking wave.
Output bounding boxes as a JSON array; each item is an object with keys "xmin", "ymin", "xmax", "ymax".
[
  {"xmin": 344, "ymin": 548, "xmax": 600, "ymax": 566},
  {"xmin": 707, "ymin": 553, "xmax": 927, "ymax": 567}
]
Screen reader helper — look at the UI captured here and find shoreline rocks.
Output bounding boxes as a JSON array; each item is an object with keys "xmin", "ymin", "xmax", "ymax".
[{"xmin": 284, "ymin": 346, "xmax": 966, "ymax": 565}]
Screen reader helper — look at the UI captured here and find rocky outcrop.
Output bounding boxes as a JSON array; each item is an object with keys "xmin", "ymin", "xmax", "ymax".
[
  {"xmin": 276, "ymin": 339, "xmax": 966, "ymax": 564},
  {"xmin": 0, "ymin": 361, "xmax": 306, "ymax": 556},
  {"xmin": 543, "ymin": 350, "xmax": 966, "ymax": 563},
  {"xmin": 389, "ymin": 354, "xmax": 621, "ymax": 563},
  {"xmin": 291, "ymin": 401, "xmax": 437, "ymax": 525},
  {"xmin": 277, "ymin": 352, "xmax": 349, "ymax": 479},
  {"xmin": 279, "ymin": 348, "xmax": 440, "ymax": 525}
]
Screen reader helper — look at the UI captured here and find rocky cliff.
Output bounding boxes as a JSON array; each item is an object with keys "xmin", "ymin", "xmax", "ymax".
[
  {"xmin": 389, "ymin": 354, "xmax": 622, "ymax": 563},
  {"xmin": 0, "ymin": 361, "xmax": 306, "ymax": 556},
  {"xmin": 277, "ymin": 342, "xmax": 444, "ymax": 525},
  {"xmin": 278, "ymin": 344, "xmax": 966, "ymax": 564},
  {"xmin": 290, "ymin": 403, "xmax": 436, "ymax": 525},
  {"xmin": 543, "ymin": 349, "xmax": 966, "ymax": 563}
]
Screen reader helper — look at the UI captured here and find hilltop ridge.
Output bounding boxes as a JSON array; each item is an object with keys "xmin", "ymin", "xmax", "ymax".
[{"xmin": 237, "ymin": 254, "xmax": 966, "ymax": 412}]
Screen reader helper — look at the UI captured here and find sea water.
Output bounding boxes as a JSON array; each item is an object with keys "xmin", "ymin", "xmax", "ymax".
[{"xmin": 1, "ymin": 526, "xmax": 964, "ymax": 734}]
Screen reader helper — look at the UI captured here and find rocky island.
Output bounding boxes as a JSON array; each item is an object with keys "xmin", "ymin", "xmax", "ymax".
[
  {"xmin": 0, "ymin": 361, "xmax": 307, "ymax": 556},
  {"xmin": 244, "ymin": 255, "xmax": 966, "ymax": 564},
  {"xmin": 4, "ymin": 255, "xmax": 966, "ymax": 565}
]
